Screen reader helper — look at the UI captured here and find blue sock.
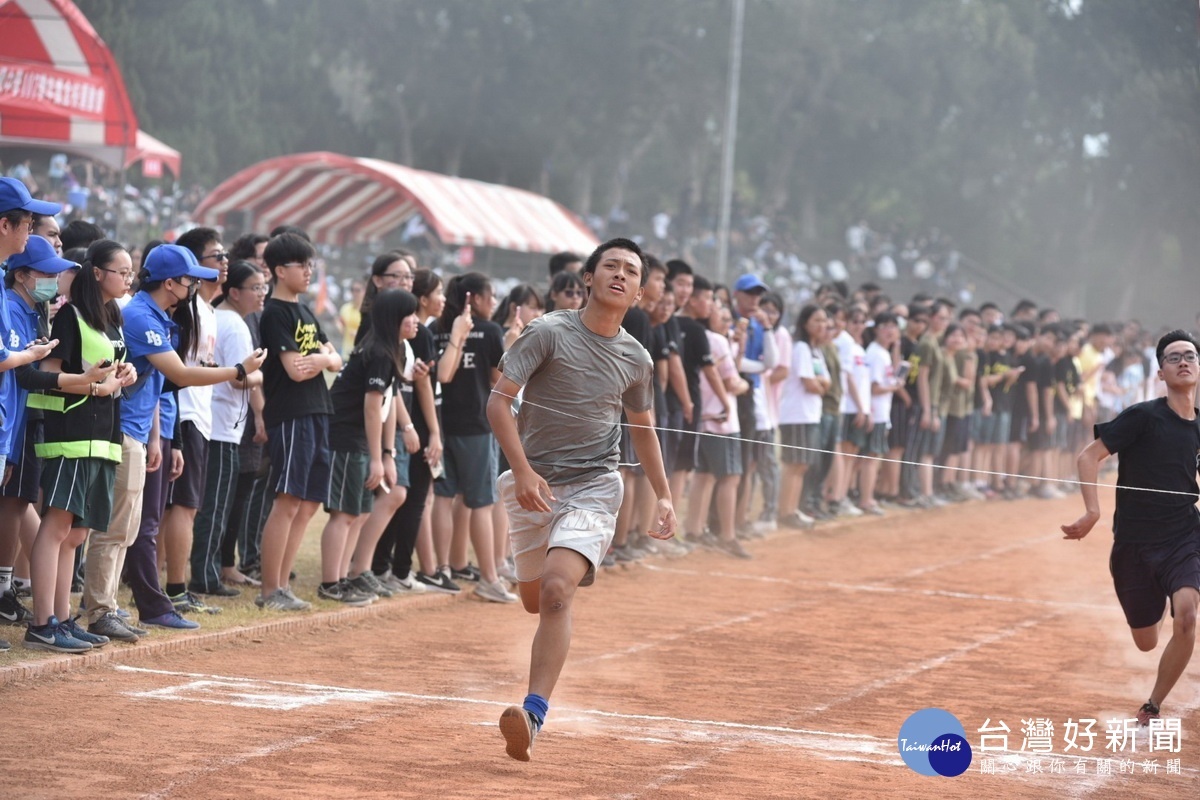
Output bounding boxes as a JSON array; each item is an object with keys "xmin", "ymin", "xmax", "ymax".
[{"xmin": 523, "ymin": 693, "xmax": 548, "ymax": 730}]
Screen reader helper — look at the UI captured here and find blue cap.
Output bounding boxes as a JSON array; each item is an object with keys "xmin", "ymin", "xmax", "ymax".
[
  {"xmin": 143, "ymin": 244, "xmax": 219, "ymax": 282},
  {"xmin": 6, "ymin": 235, "xmax": 77, "ymax": 274},
  {"xmin": 733, "ymin": 273, "xmax": 768, "ymax": 293},
  {"xmin": 0, "ymin": 177, "xmax": 61, "ymax": 216}
]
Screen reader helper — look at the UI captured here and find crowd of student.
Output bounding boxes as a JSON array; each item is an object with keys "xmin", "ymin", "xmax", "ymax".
[{"xmin": 0, "ymin": 173, "xmax": 1179, "ymax": 655}]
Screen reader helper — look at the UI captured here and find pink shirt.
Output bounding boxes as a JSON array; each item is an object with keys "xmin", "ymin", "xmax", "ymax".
[{"xmin": 701, "ymin": 330, "xmax": 740, "ymax": 434}]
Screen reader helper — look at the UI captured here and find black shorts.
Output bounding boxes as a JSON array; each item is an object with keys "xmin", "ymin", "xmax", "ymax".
[
  {"xmin": 1009, "ymin": 410, "xmax": 1028, "ymax": 445},
  {"xmin": 939, "ymin": 415, "xmax": 970, "ymax": 458},
  {"xmin": 2, "ymin": 421, "xmax": 43, "ymax": 503},
  {"xmin": 888, "ymin": 398, "xmax": 911, "ymax": 451},
  {"xmin": 841, "ymin": 413, "xmax": 869, "ymax": 451},
  {"xmin": 1109, "ymin": 530, "xmax": 1200, "ymax": 629},
  {"xmin": 673, "ymin": 412, "xmax": 701, "ymax": 474},
  {"xmin": 619, "ymin": 422, "xmax": 644, "ymax": 476},
  {"xmin": 167, "ymin": 420, "xmax": 209, "ymax": 509},
  {"xmin": 268, "ymin": 414, "xmax": 333, "ymax": 504}
]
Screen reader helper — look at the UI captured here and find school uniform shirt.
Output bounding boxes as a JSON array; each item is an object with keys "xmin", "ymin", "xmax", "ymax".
[
  {"xmin": 838, "ymin": 334, "xmax": 869, "ymax": 416},
  {"xmin": 328, "ymin": 347, "xmax": 398, "ymax": 454},
  {"xmin": 121, "ymin": 292, "xmax": 179, "ymax": 445},
  {"xmin": 700, "ymin": 331, "xmax": 739, "ymax": 435},
  {"xmin": 778, "ymin": 340, "xmax": 825, "ymax": 426},
  {"xmin": 764, "ymin": 326, "xmax": 792, "ymax": 430},
  {"xmin": 0, "ymin": 286, "xmax": 17, "ymax": 459},
  {"xmin": 178, "ymin": 298, "xmax": 217, "ymax": 440},
  {"xmin": 4, "ymin": 288, "xmax": 47, "ymax": 454},
  {"xmin": 259, "ymin": 297, "xmax": 333, "ymax": 429},
  {"xmin": 433, "ymin": 316, "xmax": 504, "ymax": 437},
  {"xmin": 674, "ymin": 315, "xmax": 714, "ymax": 415},
  {"xmin": 211, "ymin": 307, "xmax": 255, "ymax": 445},
  {"xmin": 865, "ymin": 340, "xmax": 895, "ymax": 426}
]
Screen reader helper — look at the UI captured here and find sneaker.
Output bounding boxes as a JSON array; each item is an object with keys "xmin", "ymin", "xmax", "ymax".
[
  {"xmin": 835, "ymin": 499, "xmax": 864, "ymax": 518},
  {"xmin": 390, "ymin": 570, "xmax": 428, "ymax": 594},
  {"xmin": 613, "ymin": 544, "xmax": 643, "ymax": 563},
  {"xmin": 23, "ymin": 616, "xmax": 92, "ymax": 653},
  {"xmin": 262, "ymin": 588, "xmax": 311, "ymax": 612},
  {"xmin": 600, "ymin": 549, "xmax": 617, "ymax": 568},
  {"xmin": 497, "ymin": 561, "xmax": 520, "ymax": 584},
  {"xmin": 684, "ymin": 532, "xmax": 718, "ymax": 550},
  {"xmin": 450, "ymin": 563, "xmax": 482, "ymax": 583},
  {"xmin": 317, "ymin": 579, "xmax": 375, "ymax": 606},
  {"xmin": 629, "ymin": 532, "xmax": 659, "ymax": 555},
  {"xmin": 0, "ymin": 589, "xmax": 33, "ymax": 625},
  {"xmin": 13, "ymin": 579, "xmax": 31, "ymax": 598},
  {"xmin": 655, "ymin": 537, "xmax": 691, "ymax": 558},
  {"xmin": 858, "ymin": 503, "xmax": 886, "ymax": 516},
  {"xmin": 416, "ymin": 571, "xmax": 461, "ymax": 594},
  {"xmin": 778, "ymin": 511, "xmax": 815, "ymax": 530},
  {"xmin": 474, "ymin": 579, "xmax": 518, "ymax": 604},
  {"xmin": 141, "ymin": 610, "xmax": 201, "ymax": 630},
  {"xmin": 121, "ymin": 619, "xmax": 149, "ymax": 636},
  {"xmin": 62, "ymin": 616, "xmax": 109, "ymax": 648},
  {"xmin": 715, "ymin": 537, "xmax": 752, "ymax": 560},
  {"xmin": 499, "ymin": 706, "xmax": 539, "ymax": 762},
  {"xmin": 188, "ymin": 583, "xmax": 240, "ymax": 598},
  {"xmin": 170, "ymin": 591, "xmax": 222, "ymax": 615},
  {"xmin": 0, "ymin": 637, "xmax": 8, "ymax": 651},
  {"xmin": 351, "ymin": 571, "xmax": 393, "ymax": 599},
  {"xmin": 376, "ymin": 570, "xmax": 406, "ymax": 594},
  {"xmin": 1136, "ymin": 701, "xmax": 1160, "ymax": 727},
  {"xmin": 88, "ymin": 611, "xmax": 139, "ymax": 643}
]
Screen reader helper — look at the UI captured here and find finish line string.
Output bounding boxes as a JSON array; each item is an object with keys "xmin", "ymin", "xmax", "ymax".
[{"xmin": 489, "ymin": 388, "xmax": 1199, "ymax": 501}]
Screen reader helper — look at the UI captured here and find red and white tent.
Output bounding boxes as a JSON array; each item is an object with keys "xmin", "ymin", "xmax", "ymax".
[
  {"xmin": 194, "ymin": 151, "xmax": 598, "ymax": 254},
  {"xmin": 0, "ymin": 0, "xmax": 179, "ymax": 175}
]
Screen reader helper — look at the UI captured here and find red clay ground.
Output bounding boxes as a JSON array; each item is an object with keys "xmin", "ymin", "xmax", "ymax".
[{"xmin": 1, "ymin": 490, "xmax": 1197, "ymax": 799}]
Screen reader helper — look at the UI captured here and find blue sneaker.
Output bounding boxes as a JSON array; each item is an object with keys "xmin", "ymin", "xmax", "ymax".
[
  {"xmin": 23, "ymin": 616, "xmax": 93, "ymax": 653},
  {"xmin": 62, "ymin": 616, "xmax": 110, "ymax": 648},
  {"xmin": 140, "ymin": 611, "xmax": 201, "ymax": 630}
]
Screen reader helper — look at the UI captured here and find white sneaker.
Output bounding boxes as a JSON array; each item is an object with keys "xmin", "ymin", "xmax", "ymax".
[
  {"xmin": 837, "ymin": 499, "xmax": 864, "ymax": 517},
  {"xmin": 497, "ymin": 562, "xmax": 519, "ymax": 584},
  {"xmin": 396, "ymin": 570, "xmax": 428, "ymax": 593},
  {"xmin": 474, "ymin": 579, "xmax": 518, "ymax": 604}
]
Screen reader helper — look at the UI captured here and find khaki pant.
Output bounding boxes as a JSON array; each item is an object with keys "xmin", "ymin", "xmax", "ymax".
[{"xmin": 83, "ymin": 435, "xmax": 146, "ymax": 624}]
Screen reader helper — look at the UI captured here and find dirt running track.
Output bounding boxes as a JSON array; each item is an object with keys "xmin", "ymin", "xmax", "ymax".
[{"xmin": 2, "ymin": 491, "xmax": 1197, "ymax": 799}]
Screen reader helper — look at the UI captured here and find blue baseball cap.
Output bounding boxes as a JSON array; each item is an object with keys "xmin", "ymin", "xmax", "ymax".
[
  {"xmin": 0, "ymin": 177, "xmax": 61, "ymax": 216},
  {"xmin": 143, "ymin": 244, "xmax": 220, "ymax": 282},
  {"xmin": 733, "ymin": 273, "xmax": 769, "ymax": 293},
  {"xmin": 6, "ymin": 235, "xmax": 77, "ymax": 274}
]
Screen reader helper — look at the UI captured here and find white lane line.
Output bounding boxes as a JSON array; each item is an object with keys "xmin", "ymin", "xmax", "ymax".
[
  {"xmin": 896, "ymin": 532, "xmax": 1061, "ymax": 580},
  {"xmin": 641, "ymin": 563, "xmax": 1112, "ymax": 612}
]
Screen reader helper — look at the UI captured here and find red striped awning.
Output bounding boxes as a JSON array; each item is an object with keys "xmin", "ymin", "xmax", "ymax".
[
  {"xmin": 193, "ymin": 151, "xmax": 598, "ymax": 255},
  {"xmin": 0, "ymin": 0, "xmax": 139, "ymax": 162}
]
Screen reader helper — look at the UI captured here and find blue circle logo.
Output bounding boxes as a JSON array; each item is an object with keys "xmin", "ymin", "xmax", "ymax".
[{"xmin": 898, "ymin": 708, "xmax": 973, "ymax": 777}]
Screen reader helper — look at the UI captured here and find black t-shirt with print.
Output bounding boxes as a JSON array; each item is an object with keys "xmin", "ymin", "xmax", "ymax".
[
  {"xmin": 674, "ymin": 315, "xmax": 713, "ymax": 418},
  {"xmin": 1054, "ymin": 355, "xmax": 1079, "ymax": 416},
  {"xmin": 1096, "ymin": 397, "xmax": 1200, "ymax": 544},
  {"xmin": 259, "ymin": 297, "xmax": 332, "ymax": 428},
  {"xmin": 987, "ymin": 350, "xmax": 1015, "ymax": 414},
  {"xmin": 404, "ymin": 323, "xmax": 437, "ymax": 443},
  {"xmin": 433, "ymin": 317, "xmax": 504, "ymax": 436},
  {"xmin": 329, "ymin": 347, "xmax": 397, "ymax": 453}
]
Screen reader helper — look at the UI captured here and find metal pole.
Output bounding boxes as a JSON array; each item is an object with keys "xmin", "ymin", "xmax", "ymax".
[{"xmin": 715, "ymin": 0, "xmax": 745, "ymax": 285}]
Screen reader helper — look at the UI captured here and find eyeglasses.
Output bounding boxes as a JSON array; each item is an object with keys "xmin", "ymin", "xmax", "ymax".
[
  {"xmin": 281, "ymin": 261, "xmax": 314, "ymax": 270},
  {"xmin": 100, "ymin": 268, "xmax": 134, "ymax": 282},
  {"xmin": 382, "ymin": 271, "xmax": 413, "ymax": 281},
  {"xmin": 561, "ymin": 289, "xmax": 584, "ymax": 298},
  {"xmin": 235, "ymin": 284, "xmax": 270, "ymax": 294},
  {"xmin": 1162, "ymin": 351, "xmax": 1199, "ymax": 365},
  {"xmin": 201, "ymin": 251, "xmax": 230, "ymax": 263}
]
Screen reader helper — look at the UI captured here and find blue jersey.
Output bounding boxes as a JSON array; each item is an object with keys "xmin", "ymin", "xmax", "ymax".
[
  {"xmin": 120, "ymin": 291, "xmax": 179, "ymax": 444},
  {"xmin": 0, "ymin": 278, "xmax": 17, "ymax": 457},
  {"xmin": 3, "ymin": 288, "xmax": 44, "ymax": 454}
]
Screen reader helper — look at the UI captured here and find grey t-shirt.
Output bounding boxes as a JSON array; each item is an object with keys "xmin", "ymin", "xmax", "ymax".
[{"xmin": 499, "ymin": 309, "xmax": 654, "ymax": 485}]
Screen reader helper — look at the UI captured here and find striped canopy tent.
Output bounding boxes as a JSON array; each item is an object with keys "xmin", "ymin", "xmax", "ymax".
[
  {"xmin": 0, "ymin": 0, "xmax": 179, "ymax": 175},
  {"xmin": 193, "ymin": 151, "xmax": 598, "ymax": 254}
]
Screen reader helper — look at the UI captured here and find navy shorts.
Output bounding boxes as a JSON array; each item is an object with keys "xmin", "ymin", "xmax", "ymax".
[
  {"xmin": 167, "ymin": 420, "xmax": 209, "ymax": 509},
  {"xmin": 1110, "ymin": 529, "xmax": 1200, "ymax": 629},
  {"xmin": 435, "ymin": 433, "xmax": 497, "ymax": 508},
  {"xmin": 2, "ymin": 421, "xmax": 43, "ymax": 503},
  {"xmin": 267, "ymin": 414, "xmax": 333, "ymax": 504}
]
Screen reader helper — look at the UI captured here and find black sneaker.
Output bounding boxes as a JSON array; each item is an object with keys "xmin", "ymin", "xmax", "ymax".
[
  {"xmin": 416, "ymin": 570, "xmax": 461, "ymax": 594},
  {"xmin": 450, "ymin": 563, "xmax": 481, "ymax": 583},
  {"xmin": 13, "ymin": 580, "xmax": 31, "ymax": 599},
  {"xmin": 0, "ymin": 589, "xmax": 33, "ymax": 625},
  {"xmin": 316, "ymin": 579, "xmax": 375, "ymax": 606},
  {"xmin": 1136, "ymin": 701, "xmax": 1160, "ymax": 727},
  {"xmin": 170, "ymin": 591, "xmax": 223, "ymax": 615}
]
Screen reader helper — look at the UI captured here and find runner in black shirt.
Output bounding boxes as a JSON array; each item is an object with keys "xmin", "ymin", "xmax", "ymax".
[{"xmin": 1063, "ymin": 329, "xmax": 1200, "ymax": 727}]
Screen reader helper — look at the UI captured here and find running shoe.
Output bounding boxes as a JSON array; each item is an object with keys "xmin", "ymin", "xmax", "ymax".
[
  {"xmin": 1136, "ymin": 701, "xmax": 1160, "ymax": 727},
  {"xmin": 835, "ymin": 499, "xmax": 864, "ymax": 518},
  {"xmin": 0, "ymin": 589, "xmax": 33, "ymax": 625},
  {"xmin": 778, "ymin": 511, "xmax": 815, "ymax": 530},
  {"xmin": 88, "ymin": 611, "xmax": 139, "ymax": 643},
  {"xmin": 612, "ymin": 544, "xmax": 644, "ymax": 563},
  {"xmin": 450, "ymin": 563, "xmax": 482, "ymax": 583},
  {"xmin": 170, "ymin": 591, "xmax": 223, "ymax": 615},
  {"xmin": 390, "ymin": 570, "xmax": 428, "ymax": 593},
  {"xmin": 317, "ymin": 579, "xmax": 374, "ymax": 606},
  {"xmin": 416, "ymin": 570, "xmax": 461, "ymax": 594},
  {"xmin": 262, "ymin": 588, "xmax": 311, "ymax": 612},
  {"xmin": 499, "ymin": 706, "xmax": 539, "ymax": 762},
  {"xmin": 600, "ymin": 549, "xmax": 617, "ymax": 568},
  {"xmin": 23, "ymin": 616, "xmax": 92, "ymax": 653},
  {"xmin": 350, "ymin": 571, "xmax": 393, "ymax": 599},
  {"xmin": 474, "ymin": 579, "xmax": 518, "ymax": 604},
  {"xmin": 141, "ymin": 611, "xmax": 201, "ymax": 630},
  {"xmin": 497, "ymin": 561, "xmax": 520, "ymax": 584},
  {"xmin": 61, "ymin": 616, "xmax": 110, "ymax": 648},
  {"xmin": 858, "ymin": 503, "xmax": 886, "ymax": 516},
  {"xmin": 188, "ymin": 583, "xmax": 240, "ymax": 598},
  {"xmin": 715, "ymin": 538, "xmax": 752, "ymax": 560}
]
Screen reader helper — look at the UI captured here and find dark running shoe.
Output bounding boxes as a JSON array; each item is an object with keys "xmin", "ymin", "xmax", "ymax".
[
  {"xmin": 317, "ymin": 579, "xmax": 375, "ymax": 607},
  {"xmin": 24, "ymin": 616, "xmax": 92, "ymax": 653},
  {"xmin": 715, "ymin": 538, "xmax": 752, "ymax": 560},
  {"xmin": 88, "ymin": 612, "xmax": 139, "ymax": 643},
  {"xmin": 0, "ymin": 589, "xmax": 33, "ymax": 625},
  {"xmin": 351, "ymin": 571, "xmax": 393, "ymax": 599},
  {"xmin": 170, "ymin": 591, "xmax": 223, "ymax": 615},
  {"xmin": 1137, "ymin": 701, "xmax": 1160, "ymax": 727},
  {"xmin": 499, "ymin": 706, "xmax": 539, "ymax": 762},
  {"xmin": 450, "ymin": 563, "xmax": 481, "ymax": 583},
  {"xmin": 416, "ymin": 570, "xmax": 461, "ymax": 594},
  {"xmin": 62, "ymin": 616, "xmax": 110, "ymax": 648},
  {"xmin": 141, "ymin": 611, "xmax": 201, "ymax": 630}
]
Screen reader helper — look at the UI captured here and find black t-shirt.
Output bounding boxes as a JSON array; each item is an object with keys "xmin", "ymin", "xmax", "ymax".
[
  {"xmin": 259, "ymin": 297, "xmax": 333, "ymax": 428},
  {"xmin": 1013, "ymin": 351, "xmax": 1037, "ymax": 419},
  {"xmin": 1096, "ymin": 397, "xmax": 1200, "ymax": 544},
  {"xmin": 988, "ymin": 350, "xmax": 1015, "ymax": 414},
  {"xmin": 673, "ymin": 315, "xmax": 713, "ymax": 417},
  {"xmin": 433, "ymin": 317, "xmax": 504, "ymax": 436},
  {"xmin": 329, "ymin": 347, "xmax": 397, "ymax": 453},
  {"xmin": 622, "ymin": 307, "xmax": 654, "ymax": 356},
  {"xmin": 45, "ymin": 303, "xmax": 126, "ymax": 449},
  {"xmin": 1034, "ymin": 354, "xmax": 1054, "ymax": 417},
  {"xmin": 405, "ymin": 323, "xmax": 437, "ymax": 443},
  {"xmin": 1054, "ymin": 356, "xmax": 1079, "ymax": 416},
  {"xmin": 973, "ymin": 348, "xmax": 987, "ymax": 409}
]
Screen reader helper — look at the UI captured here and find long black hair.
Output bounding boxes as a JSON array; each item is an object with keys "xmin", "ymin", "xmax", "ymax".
[
  {"xmin": 439, "ymin": 272, "xmax": 491, "ymax": 334},
  {"xmin": 492, "ymin": 283, "xmax": 543, "ymax": 327},
  {"xmin": 544, "ymin": 270, "xmax": 585, "ymax": 312},
  {"xmin": 793, "ymin": 303, "xmax": 824, "ymax": 345},
  {"xmin": 361, "ymin": 249, "xmax": 413, "ymax": 320},
  {"xmin": 412, "ymin": 267, "xmax": 441, "ymax": 304},
  {"xmin": 74, "ymin": 239, "xmax": 125, "ymax": 333},
  {"xmin": 216, "ymin": 260, "xmax": 260, "ymax": 309},
  {"xmin": 357, "ymin": 289, "xmax": 418, "ymax": 379}
]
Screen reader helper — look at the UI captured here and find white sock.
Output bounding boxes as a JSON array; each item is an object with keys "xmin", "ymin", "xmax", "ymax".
[{"xmin": 0, "ymin": 566, "xmax": 12, "ymax": 595}]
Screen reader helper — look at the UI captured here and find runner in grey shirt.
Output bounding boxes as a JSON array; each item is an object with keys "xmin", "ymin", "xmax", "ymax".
[{"xmin": 488, "ymin": 237, "xmax": 677, "ymax": 762}]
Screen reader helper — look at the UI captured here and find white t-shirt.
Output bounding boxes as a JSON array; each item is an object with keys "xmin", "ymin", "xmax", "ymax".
[
  {"xmin": 210, "ymin": 307, "xmax": 254, "ymax": 444},
  {"xmin": 778, "ymin": 340, "xmax": 824, "ymax": 425},
  {"xmin": 837, "ymin": 331, "xmax": 869, "ymax": 415},
  {"xmin": 865, "ymin": 341, "xmax": 896, "ymax": 425},
  {"xmin": 178, "ymin": 298, "xmax": 217, "ymax": 439}
]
